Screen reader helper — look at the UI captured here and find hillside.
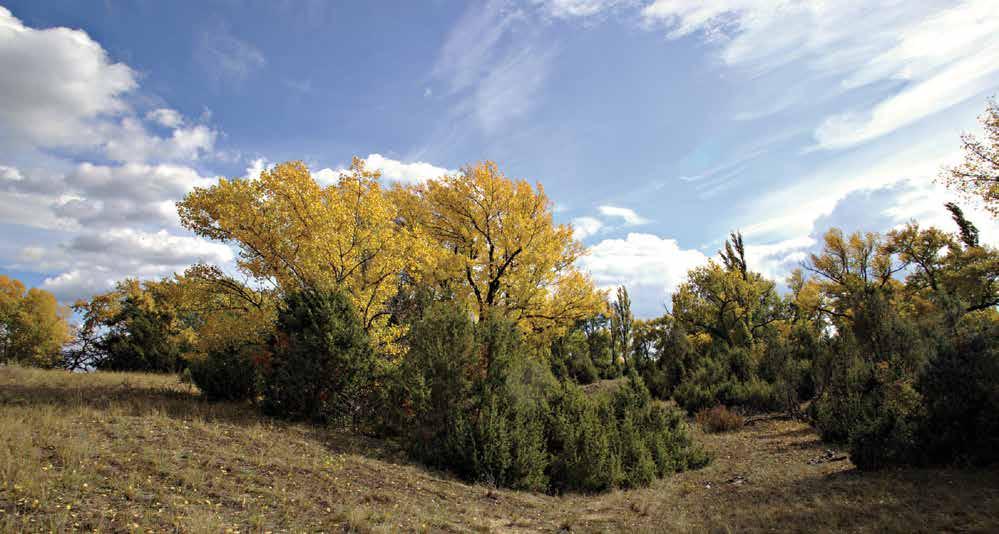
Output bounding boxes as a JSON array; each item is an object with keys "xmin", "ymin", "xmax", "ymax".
[{"xmin": 1, "ymin": 367, "xmax": 997, "ymax": 533}]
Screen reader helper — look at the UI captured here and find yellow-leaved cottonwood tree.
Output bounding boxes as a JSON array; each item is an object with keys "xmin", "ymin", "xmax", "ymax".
[
  {"xmin": 0, "ymin": 275, "xmax": 71, "ymax": 368},
  {"xmin": 179, "ymin": 159, "xmax": 434, "ymax": 357},
  {"xmin": 179, "ymin": 159, "xmax": 603, "ymax": 356},
  {"xmin": 392, "ymin": 161, "xmax": 605, "ymax": 344}
]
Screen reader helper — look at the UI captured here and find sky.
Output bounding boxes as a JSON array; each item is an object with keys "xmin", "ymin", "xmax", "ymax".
[{"xmin": 1, "ymin": 0, "xmax": 998, "ymax": 317}]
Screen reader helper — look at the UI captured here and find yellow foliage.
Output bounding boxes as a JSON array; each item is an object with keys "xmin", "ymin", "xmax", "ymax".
[
  {"xmin": 179, "ymin": 159, "xmax": 435, "ymax": 356},
  {"xmin": 0, "ymin": 274, "xmax": 71, "ymax": 367},
  {"xmin": 179, "ymin": 159, "xmax": 603, "ymax": 355},
  {"xmin": 393, "ymin": 161, "xmax": 605, "ymax": 344}
]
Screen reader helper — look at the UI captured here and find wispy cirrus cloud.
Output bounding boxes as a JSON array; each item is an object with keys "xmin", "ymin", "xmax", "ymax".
[
  {"xmin": 432, "ymin": 0, "xmax": 557, "ymax": 134},
  {"xmin": 812, "ymin": 1, "xmax": 999, "ymax": 149},
  {"xmin": 636, "ymin": 0, "xmax": 999, "ymax": 150},
  {"xmin": 197, "ymin": 26, "xmax": 266, "ymax": 82}
]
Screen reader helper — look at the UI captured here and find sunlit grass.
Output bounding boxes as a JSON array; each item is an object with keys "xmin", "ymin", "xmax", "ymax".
[{"xmin": 2, "ymin": 366, "xmax": 997, "ymax": 532}]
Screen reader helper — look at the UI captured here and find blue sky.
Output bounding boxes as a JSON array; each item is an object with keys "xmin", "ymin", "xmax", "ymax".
[{"xmin": 1, "ymin": 0, "xmax": 998, "ymax": 316}]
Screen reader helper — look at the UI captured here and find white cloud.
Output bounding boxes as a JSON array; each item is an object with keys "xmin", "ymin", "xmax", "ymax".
[
  {"xmin": 2, "ymin": 161, "xmax": 215, "ymax": 229},
  {"xmin": 102, "ymin": 117, "xmax": 217, "ymax": 163},
  {"xmin": 473, "ymin": 44, "xmax": 556, "ymax": 133},
  {"xmin": 0, "ymin": 6, "xmax": 136, "ymax": 150},
  {"xmin": 0, "ymin": 164, "xmax": 22, "ymax": 182},
  {"xmin": 20, "ymin": 228, "xmax": 234, "ymax": 302},
  {"xmin": 0, "ymin": 7, "xmax": 238, "ymax": 305},
  {"xmin": 314, "ymin": 154, "xmax": 454, "ymax": 186},
  {"xmin": 312, "ymin": 167, "xmax": 343, "ymax": 187},
  {"xmin": 145, "ymin": 108, "xmax": 184, "ymax": 128},
  {"xmin": 743, "ymin": 236, "xmax": 815, "ymax": 283},
  {"xmin": 639, "ymin": 1, "xmax": 903, "ymax": 71},
  {"xmin": 40, "ymin": 270, "xmax": 116, "ymax": 303},
  {"xmin": 581, "ymin": 232, "xmax": 709, "ymax": 316},
  {"xmin": 0, "ymin": 7, "xmax": 218, "ymax": 168},
  {"xmin": 65, "ymin": 228, "xmax": 233, "ymax": 266},
  {"xmin": 364, "ymin": 154, "xmax": 452, "ymax": 184},
  {"xmin": 740, "ymin": 126, "xmax": 965, "ymax": 244},
  {"xmin": 245, "ymin": 157, "xmax": 271, "ymax": 180},
  {"xmin": 51, "ymin": 162, "xmax": 214, "ymax": 226},
  {"xmin": 433, "ymin": 0, "xmax": 521, "ymax": 94},
  {"xmin": 598, "ymin": 205, "xmax": 649, "ymax": 225},
  {"xmin": 736, "ymin": 178, "xmax": 999, "ymax": 288},
  {"xmin": 571, "ymin": 216, "xmax": 603, "ymax": 239},
  {"xmin": 636, "ymin": 0, "xmax": 999, "ymax": 150},
  {"xmin": 812, "ymin": 51, "xmax": 998, "ymax": 151}
]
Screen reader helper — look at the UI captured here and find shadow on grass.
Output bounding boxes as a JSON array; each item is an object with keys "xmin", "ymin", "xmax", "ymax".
[
  {"xmin": 694, "ymin": 461, "xmax": 999, "ymax": 532},
  {"xmin": 0, "ymin": 377, "xmax": 410, "ymax": 465}
]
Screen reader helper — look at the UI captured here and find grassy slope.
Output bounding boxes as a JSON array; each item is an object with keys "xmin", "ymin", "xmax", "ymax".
[{"xmin": 1, "ymin": 368, "xmax": 997, "ymax": 533}]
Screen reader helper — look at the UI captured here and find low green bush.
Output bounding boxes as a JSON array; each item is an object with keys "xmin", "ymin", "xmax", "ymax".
[
  {"xmin": 261, "ymin": 290, "xmax": 375, "ymax": 425},
  {"xmin": 188, "ymin": 345, "xmax": 259, "ymax": 401},
  {"xmin": 395, "ymin": 301, "xmax": 707, "ymax": 493}
]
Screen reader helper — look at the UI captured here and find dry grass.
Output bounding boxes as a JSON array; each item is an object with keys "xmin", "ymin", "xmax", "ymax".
[
  {"xmin": 695, "ymin": 405, "xmax": 744, "ymax": 433},
  {"xmin": 2, "ymin": 365, "xmax": 997, "ymax": 533}
]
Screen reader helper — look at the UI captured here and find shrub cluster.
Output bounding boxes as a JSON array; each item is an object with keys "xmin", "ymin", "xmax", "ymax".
[
  {"xmin": 810, "ymin": 294, "xmax": 999, "ymax": 469},
  {"xmin": 260, "ymin": 290, "xmax": 376, "ymax": 426},
  {"xmin": 184, "ymin": 294, "xmax": 707, "ymax": 493},
  {"xmin": 187, "ymin": 344, "xmax": 259, "ymax": 402},
  {"xmin": 394, "ymin": 301, "xmax": 707, "ymax": 493}
]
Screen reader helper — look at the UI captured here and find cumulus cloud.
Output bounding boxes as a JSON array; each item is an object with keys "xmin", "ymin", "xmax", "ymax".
[
  {"xmin": 314, "ymin": 154, "xmax": 454, "ymax": 186},
  {"xmin": 244, "ymin": 157, "xmax": 271, "ymax": 180},
  {"xmin": 40, "ymin": 270, "xmax": 117, "ymax": 303},
  {"xmin": 0, "ymin": 6, "xmax": 136, "ymax": 150},
  {"xmin": 0, "ymin": 8, "xmax": 232, "ymax": 304},
  {"xmin": 742, "ymin": 236, "xmax": 815, "ymax": 283},
  {"xmin": 581, "ymin": 232, "xmax": 709, "ymax": 316},
  {"xmin": 45, "ymin": 162, "xmax": 213, "ymax": 227},
  {"xmin": 65, "ymin": 228, "xmax": 233, "ymax": 265},
  {"xmin": 103, "ymin": 117, "xmax": 217, "ymax": 163},
  {"xmin": 145, "ymin": 108, "xmax": 184, "ymax": 128},
  {"xmin": 0, "ymin": 164, "xmax": 22, "ymax": 182},
  {"xmin": 18, "ymin": 228, "xmax": 234, "ymax": 302},
  {"xmin": 735, "ymin": 179, "xmax": 999, "ymax": 288},
  {"xmin": 364, "ymin": 154, "xmax": 453, "ymax": 183},
  {"xmin": 597, "ymin": 205, "xmax": 649, "ymax": 225},
  {"xmin": 0, "ymin": 20, "xmax": 219, "ymax": 161},
  {"xmin": 66, "ymin": 162, "xmax": 214, "ymax": 203},
  {"xmin": 571, "ymin": 216, "xmax": 603, "ymax": 239}
]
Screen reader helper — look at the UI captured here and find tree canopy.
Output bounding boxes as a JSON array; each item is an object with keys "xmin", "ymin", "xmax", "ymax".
[
  {"xmin": 0, "ymin": 275, "xmax": 71, "ymax": 368},
  {"xmin": 943, "ymin": 99, "xmax": 999, "ymax": 216},
  {"xmin": 180, "ymin": 159, "xmax": 603, "ymax": 355}
]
